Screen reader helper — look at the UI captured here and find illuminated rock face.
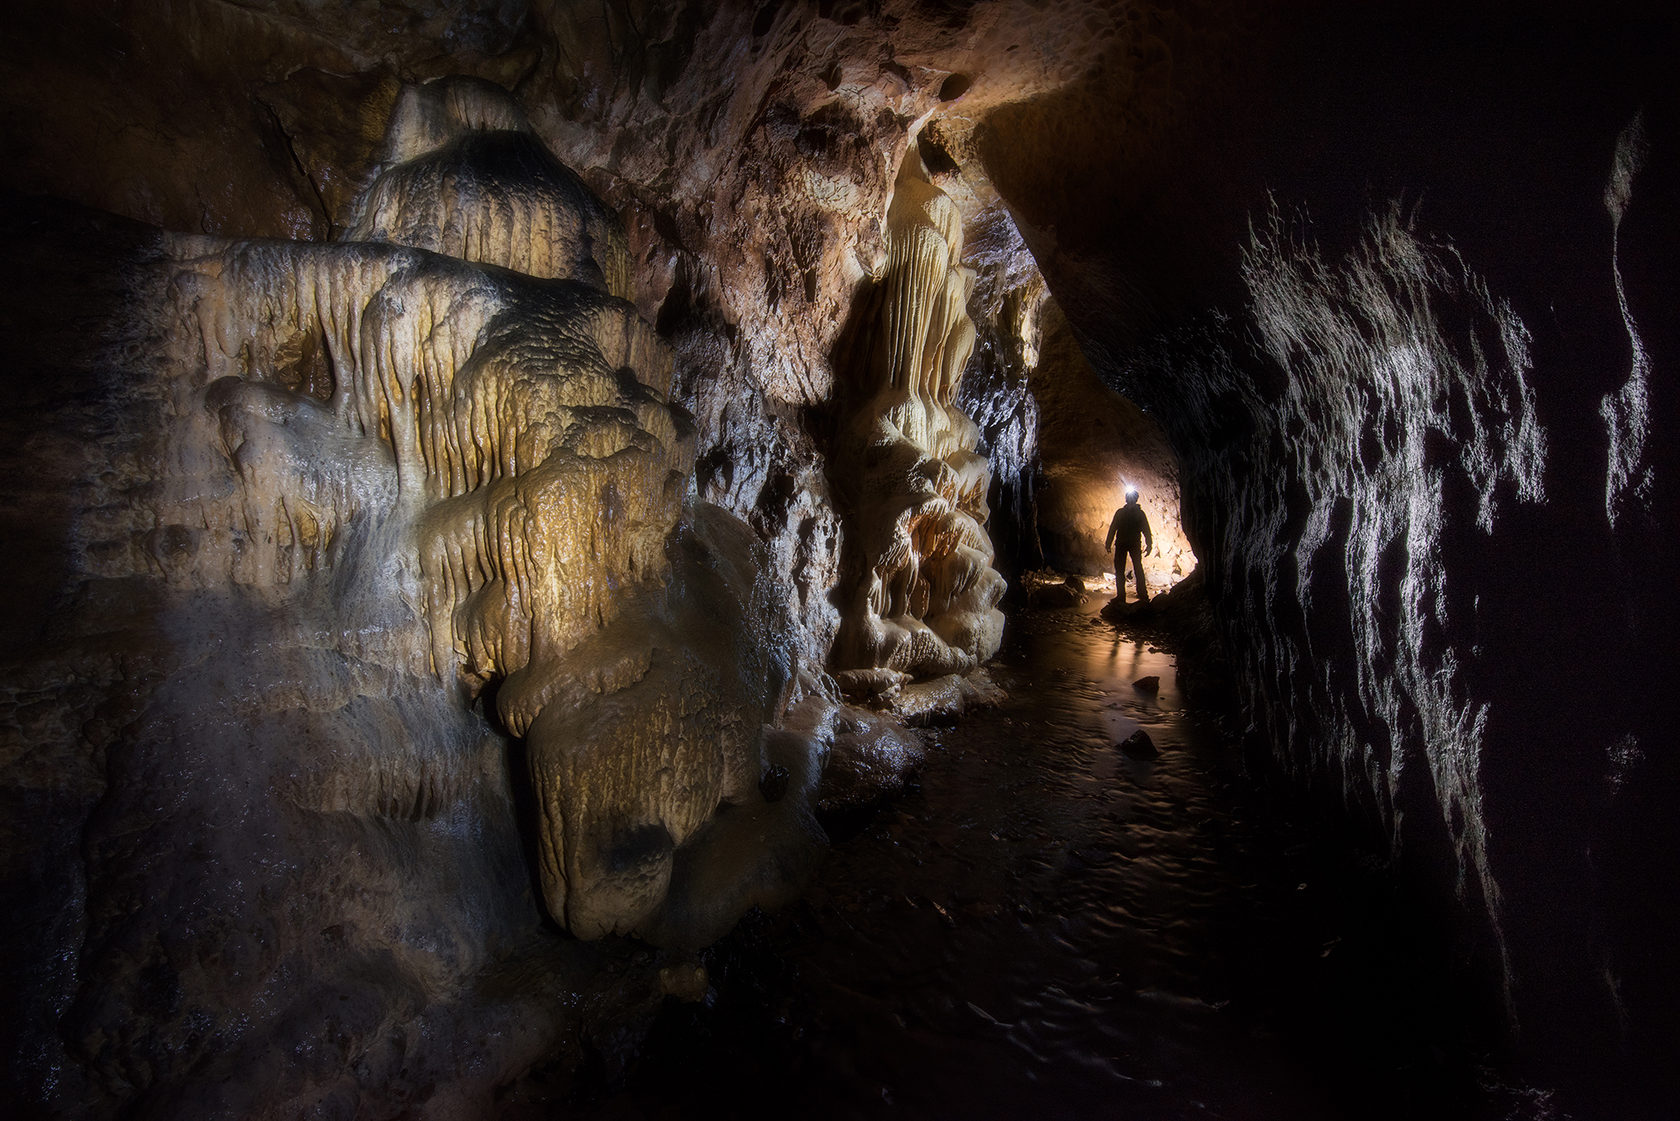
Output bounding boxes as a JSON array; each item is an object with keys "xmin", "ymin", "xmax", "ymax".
[
  {"xmin": 148, "ymin": 78, "xmax": 810, "ymax": 942},
  {"xmin": 349, "ymin": 78, "xmax": 632, "ymax": 295},
  {"xmin": 1030, "ymin": 299, "xmax": 1195, "ymax": 587},
  {"xmin": 0, "ymin": 75, "xmax": 840, "ymax": 1113},
  {"xmin": 1232, "ymin": 205, "xmax": 1547, "ymax": 997},
  {"xmin": 828, "ymin": 159, "xmax": 1006, "ymax": 697},
  {"xmin": 1052, "ymin": 203, "xmax": 1557, "ymax": 1034},
  {"xmin": 8, "ymin": 11, "xmax": 1080, "ymax": 1110},
  {"xmin": 976, "ymin": 8, "xmax": 1680, "ymax": 1078}
]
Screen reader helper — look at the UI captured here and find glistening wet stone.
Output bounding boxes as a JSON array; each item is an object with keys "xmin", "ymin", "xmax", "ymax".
[{"xmin": 541, "ymin": 596, "xmax": 1505, "ymax": 1121}]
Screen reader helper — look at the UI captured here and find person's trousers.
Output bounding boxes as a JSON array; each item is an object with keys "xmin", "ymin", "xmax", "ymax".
[{"xmin": 1117, "ymin": 544, "xmax": 1148, "ymax": 602}]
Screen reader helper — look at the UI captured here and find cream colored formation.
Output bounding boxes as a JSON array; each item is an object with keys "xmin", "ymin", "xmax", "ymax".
[
  {"xmin": 830, "ymin": 156, "xmax": 1007, "ymax": 697},
  {"xmin": 349, "ymin": 78, "xmax": 632, "ymax": 295},
  {"xmin": 157, "ymin": 79, "xmax": 797, "ymax": 939},
  {"xmin": 138, "ymin": 83, "xmax": 1005, "ymax": 940}
]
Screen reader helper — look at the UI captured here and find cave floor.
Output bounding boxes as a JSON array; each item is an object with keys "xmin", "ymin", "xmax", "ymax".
[{"xmin": 523, "ymin": 596, "xmax": 1540, "ymax": 1121}]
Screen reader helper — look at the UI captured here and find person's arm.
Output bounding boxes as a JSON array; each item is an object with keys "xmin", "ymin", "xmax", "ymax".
[
  {"xmin": 1142, "ymin": 511, "xmax": 1153, "ymax": 555},
  {"xmin": 1104, "ymin": 512, "xmax": 1118, "ymax": 552}
]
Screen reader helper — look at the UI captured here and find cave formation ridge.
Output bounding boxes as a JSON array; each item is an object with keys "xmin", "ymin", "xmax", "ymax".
[
  {"xmin": 158, "ymin": 75, "xmax": 828, "ymax": 942},
  {"xmin": 828, "ymin": 152, "xmax": 1008, "ymax": 705}
]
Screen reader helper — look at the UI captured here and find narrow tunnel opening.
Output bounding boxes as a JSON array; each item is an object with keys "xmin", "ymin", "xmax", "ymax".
[{"xmin": 1028, "ymin": 297, "xmax": 1198, "ymax": 597}]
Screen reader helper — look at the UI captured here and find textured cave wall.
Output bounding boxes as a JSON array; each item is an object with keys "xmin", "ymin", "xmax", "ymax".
[
  {"xmin": 0, "ymin": 0, "xmax": 1104, "ymax": 685},
  {"xmin": 517, "ymin": 0, "xmax": 1123, "ymax": 680},
  {"xmin": 0, "ymin": 0, "xmax": 1118, "ymax": 683},
  {"xmin": 0, "ymin": 199, "xmax": 571, "ymax": 1120},
  {"xmin": 0, "ymin": 3, "xmax": 1095, "ymax": 1115},
  {"xmin": 5, "ymin": 0, "xmax": 1678, "ymax": 1114},
  {"xmin": 0, "ymin": 72, "xmax": 846, "ymax": 1115},
  {"xmin": 951, "ymin": 194, "xmax": 1045, "ymax": 587},
  {"xmin": 977, "ymin": 1, "xmax": 1680, "ymax": 1096}
]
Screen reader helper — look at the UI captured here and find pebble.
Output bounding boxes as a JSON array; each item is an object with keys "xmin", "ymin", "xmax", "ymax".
[{"xmin": 1118, "ymin": 729, "xmax": 1159, "ymax": 758}]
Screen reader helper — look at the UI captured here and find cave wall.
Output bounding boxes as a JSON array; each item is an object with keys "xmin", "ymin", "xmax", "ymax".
[
  {"xmin": 0, "ymin": 3, "xmax": 1083, "ymax": 1115},
  {"xmin": 1, "ymin": 70, "xmax": 847, "ymax": 1116},
  {"xmin": 1031, "ymin": 299, "xmax": 1193, "ymax": 585},
  {"xmin": 977, "ymin": 0, "xmax": 1680, "ymax": 1094},
  {"xmin": 0, "ymin": 0, "xmax": 1117, "ymax": 684}
]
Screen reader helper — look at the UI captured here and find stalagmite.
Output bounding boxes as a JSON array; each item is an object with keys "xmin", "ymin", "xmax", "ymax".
[{"xmin": 829, "ymin": 153, "xmax": 1006, "ymax": 699}]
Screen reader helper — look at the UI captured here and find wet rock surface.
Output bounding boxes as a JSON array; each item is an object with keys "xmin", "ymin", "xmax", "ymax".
[
  {"xmin": 530, "ymin": 597, "xmax": 1545, "ymax": 1120},
  {"xmin": 1119, "ymin": 728, "xmax": 1159, "ymax": 758}
]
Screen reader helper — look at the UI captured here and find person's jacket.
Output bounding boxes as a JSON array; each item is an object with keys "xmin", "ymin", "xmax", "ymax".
[{"xmin": 1106, "ymin": 503, "xmax": 1152, "ymax": 553}]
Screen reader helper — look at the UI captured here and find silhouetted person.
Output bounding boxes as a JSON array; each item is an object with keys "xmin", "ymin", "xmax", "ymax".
[{"xmin": 1106, "ymin": 486, "xmax": 1153, "ymax": 603}]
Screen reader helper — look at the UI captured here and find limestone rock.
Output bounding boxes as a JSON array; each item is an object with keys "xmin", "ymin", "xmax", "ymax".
[
  {"xmin": 349, "ymin": 78, "xmax": 632, "ymax": 295},
  {"xmin": 147, "ymin": 78, "xmax": 810, "ymax": 940},
  {"xmin": 1118, "ymin": 729, "xmax": 1159, "ymax": 759},
  {"xmin": 1, "ymin": 82, "xmax": 836, "ymax": 1117},
  {"xmin": 827, "ymin": 153, "xmax": 1008, "ymax": 692},
  {"xmin": 6, "ymin": 1, "xmax": 1678, "ymax": 1113},
  {"xmin": 818, "ymin": 706, "xmax": 928, "ymax": 818},
  {"xmin": 1023, "ymin": 572, "xmax": 1088, "ymax": 609}
]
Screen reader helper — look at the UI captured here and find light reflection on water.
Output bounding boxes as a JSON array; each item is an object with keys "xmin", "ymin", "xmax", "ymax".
[{"xmin": 560, "ymin": 597, "xmax": 1496, "ymax": 1121}]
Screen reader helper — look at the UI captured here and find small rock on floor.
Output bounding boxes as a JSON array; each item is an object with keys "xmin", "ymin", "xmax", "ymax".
[
  {"xmin": 1118, "ymin": 729, "xmax": 1159, "ymax": 758},
  {"xmin": 1133, "ymin": 675, "xmax": 1160, "ymax": 694}
]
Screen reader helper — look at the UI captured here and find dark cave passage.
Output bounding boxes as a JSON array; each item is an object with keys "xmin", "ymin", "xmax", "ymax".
[
  {"xmin": 524, "ymin": 594, "xmax": 1513, "ymax": 1121},
  {"xmin": 1022, "ymin": 299, "xmax": 1198, "ymax": 590},
  {"xmin": 3, "ymin": 4, "xmax": 1678, "ymax": 1119}
]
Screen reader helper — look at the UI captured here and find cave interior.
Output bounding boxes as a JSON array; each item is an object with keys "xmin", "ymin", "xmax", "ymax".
[{"xmin": 1, "ymin": 1, "xmax": 1677, "ymax": 1118}]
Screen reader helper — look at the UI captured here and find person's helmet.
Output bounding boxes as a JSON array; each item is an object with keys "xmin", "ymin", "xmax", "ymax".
[{"xmin": 1124, "ymin": 485, "xmax": 1139, "ymax": 502}]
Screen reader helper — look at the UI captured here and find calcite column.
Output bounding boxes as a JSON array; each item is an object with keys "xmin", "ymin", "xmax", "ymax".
[{"xmin": 829, "ymin": 156, "xmax": 1006, "ymax": 697}]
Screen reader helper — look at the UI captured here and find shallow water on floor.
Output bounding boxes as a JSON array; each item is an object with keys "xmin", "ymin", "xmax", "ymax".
[{"xmin": 560, "ymin": 598, "xmax": 1504, "ymax": 1121}]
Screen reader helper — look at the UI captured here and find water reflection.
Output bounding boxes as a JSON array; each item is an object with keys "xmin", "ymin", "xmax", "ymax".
[{"xmin": 547, "ymin": 597, "xmax": 1493, "ymax": 1121}]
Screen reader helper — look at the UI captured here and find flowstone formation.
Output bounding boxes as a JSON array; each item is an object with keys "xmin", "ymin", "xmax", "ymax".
[
  {"xmin": 828, "ymin": 156, "xmax": 1007, "ymax": 703},
  {"xmin": 182, "ymin": 77, "xmax": 817, "ymax": 940},
  {"xmin": 4, "ymin": 3, "xmax": 1678, "ymax": 1114},
  {"xmin": 348, "ymin": 78, "xmax": 631, "ymax": 294},
  {"xmin": 0, "ymin": 76, "xmax": 847, "ymax": 1117}
]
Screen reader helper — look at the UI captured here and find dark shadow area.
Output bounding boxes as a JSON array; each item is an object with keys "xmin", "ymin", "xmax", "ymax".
[{"xmin": 481, "ymin": 679, "xmax": 566, "ymax": 935}]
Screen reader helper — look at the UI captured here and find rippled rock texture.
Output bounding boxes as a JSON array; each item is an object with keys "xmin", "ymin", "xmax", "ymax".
[
  {"xmin": 1219, "ymin": 202, "xmax": 1547, "ymax": 1002},
  {"xmin": 2, "ymin": 74, "xmax": 833, "ymax": 1117},
  {"xmin": 827, "ymin": 156, "xmax": 1006, "ymax": 700},
  {"xmin": 972, "ymin": 6, "xmax": 1680, "ymax": 1096}
]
